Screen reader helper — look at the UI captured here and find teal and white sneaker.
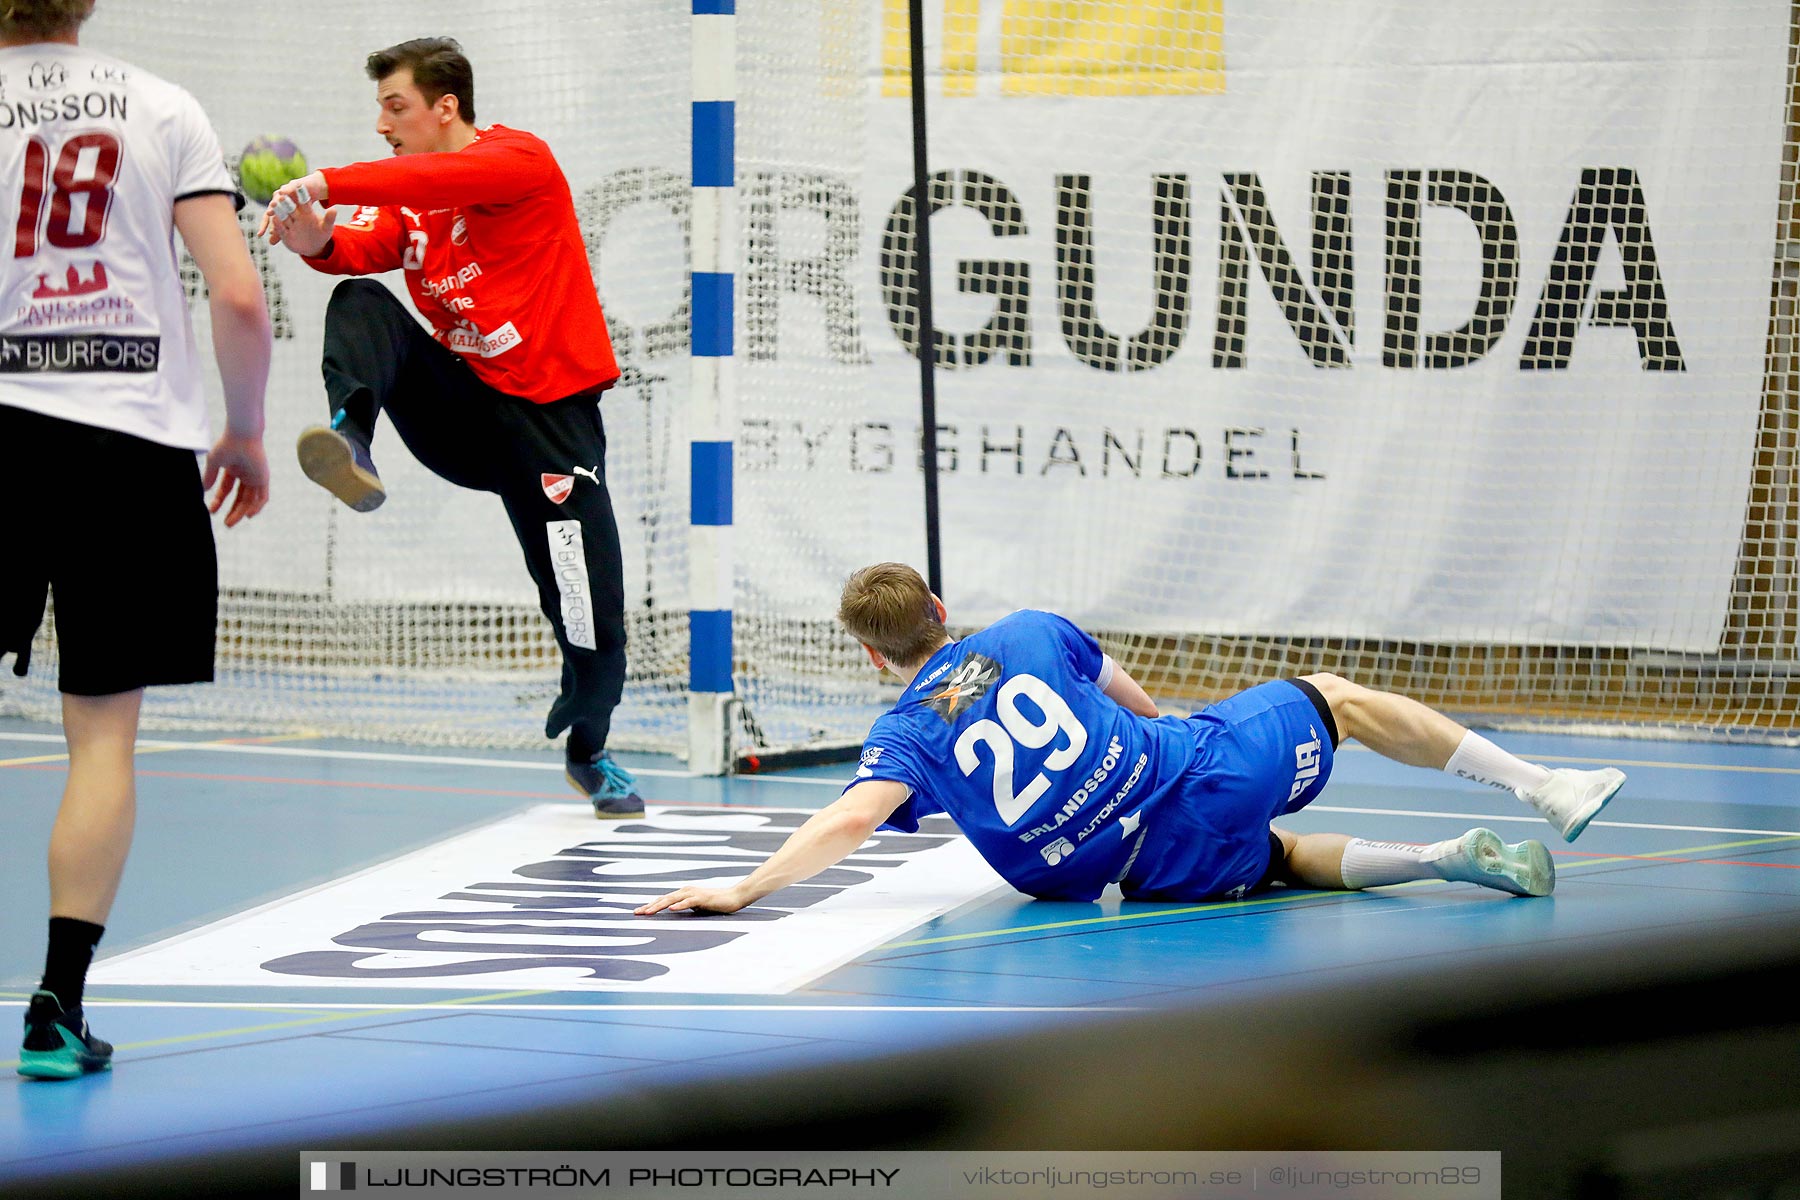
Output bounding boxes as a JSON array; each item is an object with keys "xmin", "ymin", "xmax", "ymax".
[
  {"xmin": 1437, "ymin": 828, "xmax": 1556, "ymax": 897},
  {"xmin": 565, "ymin": 750, "xmax": 645, "ymax": 819},
  {"xmin": 18, "ymin": 990, "xmax": 112, "ymax": 1080}
]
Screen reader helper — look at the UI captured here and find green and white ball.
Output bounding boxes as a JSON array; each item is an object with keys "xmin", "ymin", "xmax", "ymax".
[{"xmin": 238, "ymin": 135, "xmax": 308, "ymax": 205}]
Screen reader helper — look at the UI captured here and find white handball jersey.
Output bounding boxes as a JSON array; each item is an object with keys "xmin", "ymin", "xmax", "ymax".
[{"xmin": 0, "ymin": 44, "xmax": 241, "ymax": 451}]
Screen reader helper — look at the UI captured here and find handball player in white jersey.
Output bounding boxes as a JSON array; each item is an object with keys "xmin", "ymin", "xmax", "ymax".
[
  {"xmin": 638, "ymin": 563, "xmax": 1627, "ymax": 917},
  {"xmin": 1, "ymin": 0, "xmax": 272, "ymax": 1078}
]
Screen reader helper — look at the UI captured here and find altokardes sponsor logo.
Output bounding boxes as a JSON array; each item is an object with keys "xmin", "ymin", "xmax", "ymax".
[{"xmin": 1018, "ymin": 736, "xmax": 1147, "ymax": 845}]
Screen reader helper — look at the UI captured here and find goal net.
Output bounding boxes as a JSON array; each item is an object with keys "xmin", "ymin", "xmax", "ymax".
[
  {"xmin": 4, "ymin": 1, "xmax": 1795, "ymax": 755},
  {"xmin": 5, "ymin": 1, "xmax": 889, "ymax": 756}
]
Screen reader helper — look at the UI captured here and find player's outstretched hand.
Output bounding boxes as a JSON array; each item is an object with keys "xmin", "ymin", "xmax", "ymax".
[
  {"xmin": 635, "ymin": 885, "xmax": 750, "ymax": 917},
  {"xmin": 258, "ymin": 171, "xmax": 336, "ymax": 256},
  {"xmin": 204, "ymin": 429, "xmax": 270, "ymax": 528}
]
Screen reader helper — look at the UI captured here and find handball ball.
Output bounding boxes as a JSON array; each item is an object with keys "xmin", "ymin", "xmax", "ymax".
[{"xmin": 238, "ymin": 135, "xmax": 308, "ymax": 205}]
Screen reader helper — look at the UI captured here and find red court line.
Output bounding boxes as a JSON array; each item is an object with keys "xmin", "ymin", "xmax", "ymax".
[
  {"xmin": 5, "ymin": 762, "xmax": 759, "ymax": 808},
  {"xmin": 1556, "ymin": 849, "xmax": 1800, "ymax": 871},
  {"xmin": 7, "ymin": 761, "xmax": 574, "ymax": 800}
]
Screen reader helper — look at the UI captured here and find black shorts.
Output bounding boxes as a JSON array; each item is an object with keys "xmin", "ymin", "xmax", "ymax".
[{"xmin": 0, "ymin": 404, "xmax": 217, "ymax": 695}]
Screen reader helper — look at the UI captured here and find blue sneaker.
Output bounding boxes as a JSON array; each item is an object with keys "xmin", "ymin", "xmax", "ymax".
[
  {"xmin": 18, "ymin": 990, "xmax": 112, "ymax": 1080},
  {"xmin": 566, "ymin": 750, "xmax": 645, "ymax": 819},
  {"xmin": 297, "ymin": 424, "xmax": 386, "ymax": 512}
]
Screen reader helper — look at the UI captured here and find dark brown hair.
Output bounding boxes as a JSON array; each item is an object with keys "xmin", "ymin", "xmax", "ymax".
[
  {"xmin": 1, "ymin": 0, "xmax": 95, "ymax": 39},
  {"xmin": 366, "ymin": 37, "xmax": 476, "ymax": 124}
]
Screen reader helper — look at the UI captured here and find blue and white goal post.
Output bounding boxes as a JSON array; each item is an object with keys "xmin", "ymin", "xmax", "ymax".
[{"xmin": 688, "ymin": 0, "xmax": 737, "ymax": 774}]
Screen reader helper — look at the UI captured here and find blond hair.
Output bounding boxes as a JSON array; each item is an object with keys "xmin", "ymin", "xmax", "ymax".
[
  {"xmin": 838, "ymin": 562, "xmax": 948, "ymax": 669},
  {"xmin": 1, "ymin": 0, "xmax": 95, "ymax": 38}
]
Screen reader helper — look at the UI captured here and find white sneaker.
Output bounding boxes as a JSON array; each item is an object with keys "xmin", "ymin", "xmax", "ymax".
[
  {"xmin": 1517, "ymin": 767, "xmax": 1625, "ymax": 842},
  {"xmin": 1434, "ymin": 827, "xmax": 1555, "ymax": 897}
]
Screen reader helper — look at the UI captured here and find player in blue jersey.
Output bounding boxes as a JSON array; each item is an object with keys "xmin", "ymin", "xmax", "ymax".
[{"xmin": 636, "ymin": 563, "xmax": 1626, "ymax": 915}]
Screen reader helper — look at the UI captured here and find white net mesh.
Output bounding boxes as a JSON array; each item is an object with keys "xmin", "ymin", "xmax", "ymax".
[
  {"xmin": 859, "ymin": 0, "xmax": 1799, "ymax": 745},
  {"xmin": 8, "ymin": 4, "xmax": 697, "ymax": 748},
  {"xmin": 4, "ymin": 1, "xmax": 1796, "ymax": 753}
]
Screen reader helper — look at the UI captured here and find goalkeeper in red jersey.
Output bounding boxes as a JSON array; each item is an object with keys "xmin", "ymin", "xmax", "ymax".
[{"xmin": 259, "ymin": 37, "xmax": 641, "ymax": 817}]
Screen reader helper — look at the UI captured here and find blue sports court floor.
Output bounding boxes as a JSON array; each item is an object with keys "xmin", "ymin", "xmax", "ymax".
[{"xmin": 3, "ymin": 717, "xmax": 1798, "ymax": 1187}]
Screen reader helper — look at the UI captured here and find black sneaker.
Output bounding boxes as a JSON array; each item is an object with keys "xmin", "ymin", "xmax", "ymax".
[
  {"xmin": 565, "ymin": 750, "xmax": 646, "ymax": 819},
  {"xmin": 19, "ymin": 990, "xmax": 112, "ymax": 1080},
  {"xmin": 297, "ymin": 424, "xmax": 386, "ymax": 512}
]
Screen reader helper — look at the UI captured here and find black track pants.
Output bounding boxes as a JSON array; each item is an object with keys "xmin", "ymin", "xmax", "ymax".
[{"xmin": 321, "ymin": 279, "xmax": 626, "ymax": 753}]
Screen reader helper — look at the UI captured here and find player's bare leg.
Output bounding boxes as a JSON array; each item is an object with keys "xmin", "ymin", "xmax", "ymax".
[
  {"xmin": 21, "ymin": 690, "xmax": 138, "ymax": 1079},
  {"xmin": 1271, "ymin": 827, "xmax": 1352, "ymax": 888},
  {"xmin": 50, "ymin": 690, "xmax": 141, "ymax": 923},
  {"xmin": 1296, "ymin": 673, "xmax": 1624, "ymax": 842},
  {"xmin": 1297, "ymin": 672, "xmax": 1464, "ymax": 769}
]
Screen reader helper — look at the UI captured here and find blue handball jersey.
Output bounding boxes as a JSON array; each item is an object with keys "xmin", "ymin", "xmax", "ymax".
[{"xmin": 847, "ymin": 610, "xmax": 1198, "ymax": 901}]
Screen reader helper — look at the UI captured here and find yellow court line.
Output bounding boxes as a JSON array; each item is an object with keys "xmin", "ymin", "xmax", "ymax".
[
  {"xmin": 204, "ymin": 732, "xmax": 330, "ymax": 750},
  {"xmin": 107, "ymin": 986, "xmax": 552, "ymax": 1052},
  {"xmin": 887, "ymin": 832, "xmax": 1800, "ymax": 950},
  {"xmin": 1, "ymin": 1011, "xmax": 365, "ymax": 1069},
  {"xmin": 0, "ymin": 991, "xmax": 326, "ymax": 1016},
  {"xmin": 437, "ymin": 990, "xmax": 548, "ymax": 1006},
  {"xmin": 1284, "ymin": 833, "xmax": 1800, "ymax": 893},
  {"xmin": 1555, "ymin": 832, "xmax": 1800, "ymax": 872},
  {"xmin": 1, "ymin": 730, "xmax": 323, "ymax": 768},
  {"xmin": 0, "ymin": 987, "xmax": 551, "ymax": 1068},
  {"xmin": 886, "ymin": 887, "xmax": 1349, "ymax": 949}
]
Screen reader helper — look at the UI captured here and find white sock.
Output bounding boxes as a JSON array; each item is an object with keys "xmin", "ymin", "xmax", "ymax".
[
  {"xmin": 1339, "ymin": 837, "xmax": 1468, "ymax": 889},
  {"xmin": 1443, "ymin": 731, "xmax": 1552, "ymax": 793}
]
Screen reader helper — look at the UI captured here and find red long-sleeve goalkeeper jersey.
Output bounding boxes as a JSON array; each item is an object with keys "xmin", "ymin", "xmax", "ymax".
[{"xmin": 304, "ymin": 125, "xmax": 618, "ymax": 402}]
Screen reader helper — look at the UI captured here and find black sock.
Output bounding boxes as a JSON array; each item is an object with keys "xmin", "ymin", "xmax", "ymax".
[
  {"xmin": 40, "ymin": 918, "xmax": 105, "ymax": 1011},
  {"xmin": 566, "ymin": 730, "xmax": 602, "ymax": 763}
]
